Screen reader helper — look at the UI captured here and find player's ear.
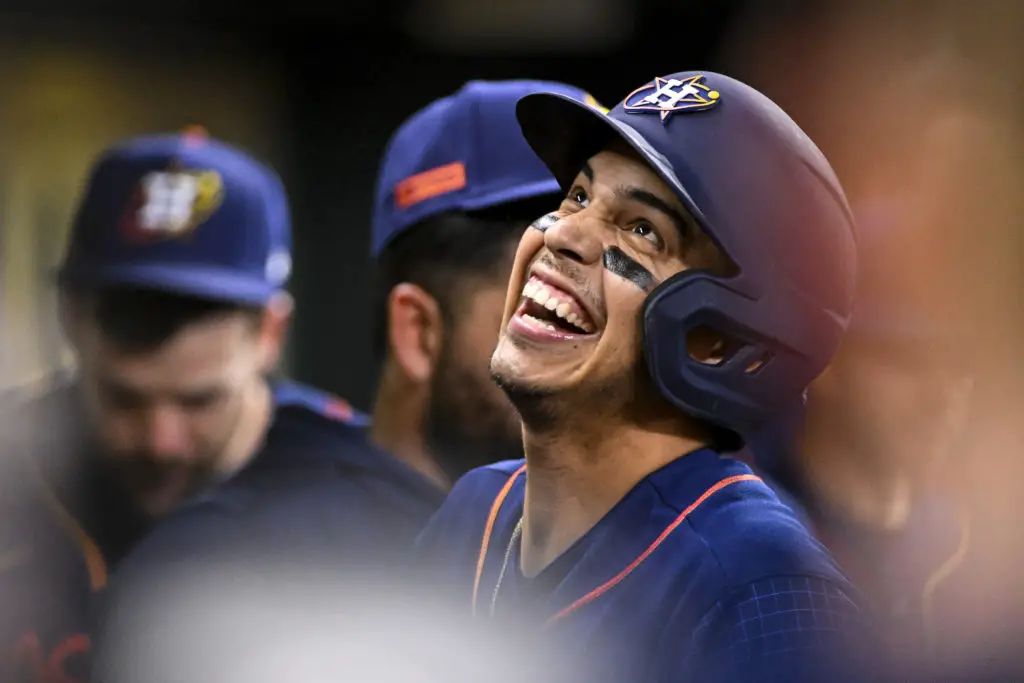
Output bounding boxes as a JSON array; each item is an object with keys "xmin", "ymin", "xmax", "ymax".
[
  {"xmin": 387, "ymin": 283, "xmax": 443, "ymax": 384},
  {"xmin": 255, "ymin": 293, "xmax": 294, "ymax": 373}
]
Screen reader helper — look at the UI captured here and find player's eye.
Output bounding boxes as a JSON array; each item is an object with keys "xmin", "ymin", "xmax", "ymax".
[
  {"xmin": 567, "ymin": 186, "xmax": 590, "ymax": 208},
  {"xmin": 179, "ymin": 390, "xmax": 226, "ymax": 412},
  {"xmin": 630, "ymin": 221, "xmax": 663, "ymax": 249},
  {"xmin": 99, "ymin": 380, "xmax": 145, "ymax": 411}
]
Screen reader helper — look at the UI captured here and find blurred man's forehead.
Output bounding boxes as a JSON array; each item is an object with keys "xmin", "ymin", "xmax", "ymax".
[
  {"xmin": 98, "ymin": 369, "xmax": 230, "ymax": 395},
  {"xmin": 90, "ymin": 321, "xmax": 253, "ymax": 389},
  {"xmin": 92, "ymin": 313, "xmax": 249, "ymax": 356}
]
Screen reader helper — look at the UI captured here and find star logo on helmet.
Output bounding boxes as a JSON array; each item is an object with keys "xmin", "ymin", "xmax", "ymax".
[{"xmin": 622, "ymin": 75, "xmax": 721, "ymax": 122}]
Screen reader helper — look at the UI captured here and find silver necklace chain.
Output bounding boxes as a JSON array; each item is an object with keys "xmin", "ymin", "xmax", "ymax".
[{"xmin": 489, "ymin": 516, "xmax": 524, "ymax": 617}]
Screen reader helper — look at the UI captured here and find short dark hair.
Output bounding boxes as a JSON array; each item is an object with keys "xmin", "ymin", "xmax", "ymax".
[
  {"xmin": 65, "ymin": 285, "xmax": 262, "ymax": 353},
  {"xmin": 372, "ymin": 195, "xmax": 558, "ymax": 362}
]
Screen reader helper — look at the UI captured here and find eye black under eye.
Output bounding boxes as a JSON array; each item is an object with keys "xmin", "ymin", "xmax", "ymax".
[{"xmin": 628, "ymin": 221, "xmax": 663, "ymax": 249}]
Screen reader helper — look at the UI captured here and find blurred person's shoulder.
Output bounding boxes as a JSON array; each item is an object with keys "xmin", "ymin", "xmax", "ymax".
[
  {"xmin": 256, "ymin": 380, "xmax": 446, "ymax": 526},
  {"xmin": 109, "ymin": 381, "xmax": 447, "ymax": 576},
  {"xmin": 96, "ymin": 383, "xmax": 450, "ymax": 671}
]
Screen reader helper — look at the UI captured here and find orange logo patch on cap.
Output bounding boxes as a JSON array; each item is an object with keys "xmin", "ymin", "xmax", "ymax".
[{"xmin": 394, "ymin": 162, "xmax": 467, "ymax": 209}]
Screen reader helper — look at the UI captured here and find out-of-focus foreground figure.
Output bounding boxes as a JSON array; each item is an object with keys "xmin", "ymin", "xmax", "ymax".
[{"xmin": 728, "ymin": 1, "xmax": 1024, "ymax": 680}]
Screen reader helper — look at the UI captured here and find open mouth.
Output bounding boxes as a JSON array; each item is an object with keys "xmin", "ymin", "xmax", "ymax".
[{"xmin": 512, "ymin": 275, "xmax": 597, "ymax": 338}]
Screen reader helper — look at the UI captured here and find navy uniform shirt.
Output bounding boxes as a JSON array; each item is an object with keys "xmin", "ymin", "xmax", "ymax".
[
  {"xmin": 90, "ymin": 383, "xmax": 446, "ymax": 683},
  {"xmin": 416, "ymin": 450, "xmax": 870, "ymax": 683}
]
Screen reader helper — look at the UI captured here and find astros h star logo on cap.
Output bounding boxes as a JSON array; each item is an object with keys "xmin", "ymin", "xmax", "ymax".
[
  {"xmin": 119, "ymin": 164, "xmax": 225, "ymax": 243},
  {"xmin": 622, "ymin": 74, "xmax": 721, "ymax": 123}
]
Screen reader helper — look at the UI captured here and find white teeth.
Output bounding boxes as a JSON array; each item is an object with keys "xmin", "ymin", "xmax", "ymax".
[
  {"xmin": 519, "ymin": 277, "xmax": 596, "ymax": 334},
  {"xmin": 523, "ymin": 314, "xmax": 557, "ymax": 331}
]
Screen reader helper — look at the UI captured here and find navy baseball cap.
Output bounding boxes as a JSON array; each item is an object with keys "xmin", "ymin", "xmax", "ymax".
[
  {"xmin": 371, "ymin": 79, "xmax": 605, "ymax": 257},
  {"xmin": 58, "ymin": 129, "xmax": 292, "ymax": 306}
]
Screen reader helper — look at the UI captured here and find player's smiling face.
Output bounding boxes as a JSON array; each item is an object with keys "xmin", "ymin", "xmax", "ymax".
[{"xmin": 490, "ymin": 141, "xmax": 715, "ymax": 403}]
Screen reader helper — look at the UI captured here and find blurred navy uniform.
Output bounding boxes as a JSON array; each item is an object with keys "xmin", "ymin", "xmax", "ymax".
[
  {"xmin": 0, "ymin": 376, "xmax": 377, "ymax": 683},
  {"xmin": 416, "ymin": 72, "xmax": 870, "ymax": 683}
]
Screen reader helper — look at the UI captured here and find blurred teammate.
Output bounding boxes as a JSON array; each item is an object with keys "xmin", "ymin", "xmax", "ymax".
[
  {"xmin": 744, "ymin": 201, "xmax": 974, "ymax": 670},
  {"xmin": 416, "ymin": 71, "xmax": 869, "ymax": 683},
  {"xmin": 91, "ymin": 81, "xmax": 602, "ymax": 683},
  {"xmin": 0, "ymin": 130, "xmax": 389, "ymax": 683},
  {"xmin": 369, "ymin": 80, "xmax": 605, "ymax": 486}
]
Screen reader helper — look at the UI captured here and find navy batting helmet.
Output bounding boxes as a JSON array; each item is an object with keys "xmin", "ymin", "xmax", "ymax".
[{"xmin": 515, "ymin": 71, "xmax": 858, "ymax": 441}]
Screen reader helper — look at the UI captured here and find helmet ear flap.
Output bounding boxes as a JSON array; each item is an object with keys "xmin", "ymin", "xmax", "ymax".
[
  {"xmin": 641, "ymin": 270, "xmax": 825, "ymax": 440},
  {"xmin": 682, "ymin": 324, "xmax": 772, "ymax": 375}
]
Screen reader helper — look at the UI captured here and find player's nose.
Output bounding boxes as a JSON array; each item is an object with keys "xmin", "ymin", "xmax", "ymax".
[
  {"xmin": 140, "ymin": 406, "xmax": 190, "ymax": 461},
  {"xmin": 543, "ymin": 212, "xmax": 603, "ymax": 266}
]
